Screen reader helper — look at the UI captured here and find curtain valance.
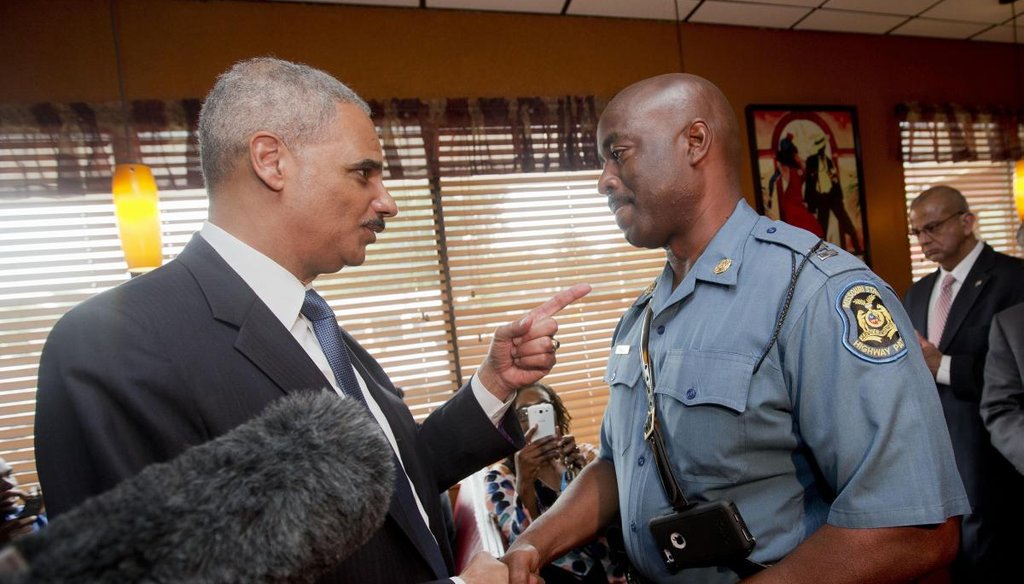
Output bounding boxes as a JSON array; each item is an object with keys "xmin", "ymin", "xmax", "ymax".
[
  {"xmin": 0, "ymin": 95, "xmax": 605, "ymax": 197},
  {"xmin": 896, "ymin": 103, "xmax": 1023, "ymax": 163}
]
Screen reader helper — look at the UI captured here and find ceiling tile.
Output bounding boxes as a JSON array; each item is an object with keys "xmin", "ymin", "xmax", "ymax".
[
  {"xmin": 921, "ymin": 0, "xmax": 1016, "ymax": 25},
  {"xmin": 688, "ymin": 1, "xmax": 810, "ymax": 29},
  {"xmin": 427, "ymin": 0, "xmax": 565, "ymax": 14},
  {"xmin": 271, "ymin": 0, "xmax": 420, "ymax": 6},
  {"xmin": 714, "ymin": 0, "xmax": 819, "ymax": 6},
  {"xmin": 971, "ymin": 25, "xmax": 1023, "ymax": 44},
  {"xmin": 567, "ymin": 0, "xmax": 700, "ymax": 21},
  {"xmin": 821, "ymin": 0, "xmax": 937, "ymax": 17},
  {"xmin": 891, "ymin": 18, "xmax": 991, "ymax": 39},
  {"xmin": 795, "ymin": 9, "xmax": 906, "ymax": 34}
]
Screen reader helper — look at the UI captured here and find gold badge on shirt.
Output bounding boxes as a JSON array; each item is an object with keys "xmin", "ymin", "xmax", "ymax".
[{"xmin": 837, "ymin": 282, "xmax": 907, "ymax": 363}]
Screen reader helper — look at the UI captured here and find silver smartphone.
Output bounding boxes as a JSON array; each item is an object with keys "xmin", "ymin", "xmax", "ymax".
[{"xmin": 526, "ymin": 403, "xmax": 556, "ymax": 440}]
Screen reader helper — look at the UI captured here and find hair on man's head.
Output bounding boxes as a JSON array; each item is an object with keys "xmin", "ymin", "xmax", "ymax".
[{"xmin": 198, "ymin": 57, "xmax": 370, "ymax": 194}]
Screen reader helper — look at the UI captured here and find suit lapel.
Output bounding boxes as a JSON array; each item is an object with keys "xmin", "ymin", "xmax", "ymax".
[
  {"xmin": 346, "ymin": 344, "xmax": 451, "ymax": 579},
  {"xmin": 181, "ymin": 234, "xmax": 447, "ymax": 577},
  {"xmin": 910, "ymin": 271, "xmax": 938, "ymax": 333},
  {"xmin": 177, "ymin": 235, "xmax": 333, "ymax": 396},
  {"xmin": 940, "ymin": 245, "xmax": 994, "ymax": 351}
]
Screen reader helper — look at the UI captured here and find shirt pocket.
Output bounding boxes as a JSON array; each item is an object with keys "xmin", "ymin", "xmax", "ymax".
[
  {"xmin": 654, "ymin": 350, "xmax": 755, "ymax": 484},
  {"xmin": 604, "ymin": 351, "xmax": 643, "ymax": 456}
]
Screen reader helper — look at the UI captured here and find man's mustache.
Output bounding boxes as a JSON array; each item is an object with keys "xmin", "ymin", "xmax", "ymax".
[{"xmin": 363, "ymin": 217, "xmax": 386, "ymax": 233}]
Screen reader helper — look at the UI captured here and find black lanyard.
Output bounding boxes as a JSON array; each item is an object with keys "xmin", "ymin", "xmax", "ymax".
[
  {"xmin": 637, "ymin": 238, "xmax": 823, "ymax": 511},
  {"xmin": 640, "ymin": 304, "xmax": 691, "ymax": 511}
]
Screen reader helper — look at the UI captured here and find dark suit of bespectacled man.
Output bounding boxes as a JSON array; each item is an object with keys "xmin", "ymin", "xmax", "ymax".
[
  {"xmin": 903, "ymin": 185, "xmax": 1024, "ymax": 583},
  {"xmin": 34, "ymin": 57, "xmax": 590, "ymax": 584}
]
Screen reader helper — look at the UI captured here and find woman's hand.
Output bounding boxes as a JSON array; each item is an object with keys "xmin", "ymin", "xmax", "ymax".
[
  {"xmin": 514, "ymin": 426, "xmax": 562, "ymax": 518},
  {"xmin": 559, "ymin": 434, "xmax": 587, "ymax": 472}
]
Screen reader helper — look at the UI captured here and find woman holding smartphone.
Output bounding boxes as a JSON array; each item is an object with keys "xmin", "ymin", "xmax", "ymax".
[{"xmin": 484, "ymin": 383, "xmax": 626, "ymax": 584}]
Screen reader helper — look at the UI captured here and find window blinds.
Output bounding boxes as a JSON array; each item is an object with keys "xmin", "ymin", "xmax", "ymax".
[
  {"xmin": 900, "ymin": 119, "xmax": 1021, "ymax": 283},
  {"xmin": 441, "ymin": 170, "xmax": 664, "ymax": 446},
  {"xmin": 0, "ymin": 169, "xmax": 660, "ymax": 489}
]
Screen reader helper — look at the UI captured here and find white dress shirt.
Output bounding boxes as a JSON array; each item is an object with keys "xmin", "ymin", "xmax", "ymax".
[
  {"xmin": 927, "ymin": 240, "xmax": 984, "ymax": 386},
  {"xmin": 199, "ymin": 222, "xmax": 512, "ymax": 582}
]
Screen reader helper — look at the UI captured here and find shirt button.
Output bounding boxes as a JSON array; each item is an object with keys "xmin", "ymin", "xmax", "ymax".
[
  {"xmin": 638, "ymin": 456, "xmax": 645, "ymax": 466},
  {"xmin": 767, "ymin": 227, "xmax": 777, "ymax": 234},
  {"xmin": 630, "ymin": 521, "xmax": 637, "ymax": 533},
  {"xmin": 610, "ymin": 372, "xmax": 616, "ymax": 381},
  {"xmin": 656, "ymin": 325, "xmax": 665, "ymax": 335},
  {"xmin": 686, "ymin": 387, "xmax": 697, "ymax": 400}
]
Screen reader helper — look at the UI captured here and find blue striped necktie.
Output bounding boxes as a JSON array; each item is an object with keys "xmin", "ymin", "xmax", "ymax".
[
  {"xmin": 301, "ymin": 289, "xmax": 366, "ymax": 404},
  {"xmin": 300, "ymin": 288, "xmax": 448, "ymax": 577}
]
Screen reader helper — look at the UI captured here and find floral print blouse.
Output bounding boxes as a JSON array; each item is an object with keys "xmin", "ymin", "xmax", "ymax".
[{"xmin": 483, "ymin": 445, "xmax": 627, "ymax": 583}]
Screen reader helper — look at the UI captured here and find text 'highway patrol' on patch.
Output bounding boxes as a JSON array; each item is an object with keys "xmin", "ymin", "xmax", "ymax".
[{"xmin": 836, "ymin": 282, "xmax": 908, "ymax": 363}]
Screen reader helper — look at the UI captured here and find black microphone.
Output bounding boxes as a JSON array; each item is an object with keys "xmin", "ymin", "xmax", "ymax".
[{"xmin": 3, "ymin": 391, "xmax": 394, "ymax": 583}]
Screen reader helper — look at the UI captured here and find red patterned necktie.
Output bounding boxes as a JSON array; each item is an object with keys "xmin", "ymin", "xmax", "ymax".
[{"xmin": 928, "ymin": 274, "xmax": 956, "ymax": 345}]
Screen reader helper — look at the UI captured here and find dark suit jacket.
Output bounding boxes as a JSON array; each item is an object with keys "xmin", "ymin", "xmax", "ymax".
[
  {"xmin": 35, "ymin": 235, "xmax": 522, "ymax": 583},
  {"xmin": 903, "ymin": 243, "xmax": 1024, "ymax": 577},
  {"xmin": 981, "ymin": 302, "xmax": 1024, "ymax": 476}
]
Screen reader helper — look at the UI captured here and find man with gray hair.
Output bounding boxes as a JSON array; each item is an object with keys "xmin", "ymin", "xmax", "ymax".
[
  {"xmin": 35, "ymin": 57, "xmax": 587, "ymax": 583},
  {"xmin": 903, "ymin": 185, "xmax": 1024, "ymax": 582}
]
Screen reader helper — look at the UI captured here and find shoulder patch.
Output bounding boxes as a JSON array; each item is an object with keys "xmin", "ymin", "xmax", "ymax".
[{"xmin": 835, "ymin": 281, "xmax": 907, "ymax": 363}]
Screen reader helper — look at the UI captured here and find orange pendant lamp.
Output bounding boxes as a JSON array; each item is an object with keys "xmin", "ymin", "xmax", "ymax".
[
  {"xmin": 1013, "ymin": 1, "xmax": 1024, "ymax": 226},
  {"xmin": 110, "ymin": 0, "xmax": 161, "ymax": 274},
  {"xmin": 112, "ymin": 163, "xmax": 162, "ymax": 271},
  {"xmin": 1015, "ymin": 160, "xmax": 1024, "ymax": 223}
]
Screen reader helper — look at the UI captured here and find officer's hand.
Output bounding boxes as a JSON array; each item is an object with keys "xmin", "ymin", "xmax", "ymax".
[
  {"xmin": 502, "ymin": 544, "xmax": 545, "ymax": 584},
  {"xmin": 915, "ymin": 332, "xmax": 942, "ymax": 377}
]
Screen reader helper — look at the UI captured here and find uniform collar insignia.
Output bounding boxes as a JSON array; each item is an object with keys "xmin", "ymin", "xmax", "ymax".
[
  {"xmin": 815, "ymin": 245, "xmax": 839, "ymax": 260},
  {"xmin": 641, "ymin": 279, "xmax": 657, "ymax": 297},
  {"xmin": 713, "ymin": 258, "xmax": 733, "ymax": 275}
]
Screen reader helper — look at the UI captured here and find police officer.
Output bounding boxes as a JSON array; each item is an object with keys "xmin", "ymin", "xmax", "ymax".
[{"xmin": 503, "ymin": 74, "xmax": 969, "ymax": 584}]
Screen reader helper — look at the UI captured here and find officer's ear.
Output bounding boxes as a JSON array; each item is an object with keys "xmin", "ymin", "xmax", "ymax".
[{"xmin": 684, "ymin": 119, "xmax": 712, "ymax": 166}]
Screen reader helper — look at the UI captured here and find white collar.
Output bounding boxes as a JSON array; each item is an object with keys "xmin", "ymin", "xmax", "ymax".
[
  {"xmin": 939, "ymin": 240, "xmax": 984, "ymax": 284},
  {"xmin": 199, "ymin": 221, "xmax": 306, "ymax": 330}
]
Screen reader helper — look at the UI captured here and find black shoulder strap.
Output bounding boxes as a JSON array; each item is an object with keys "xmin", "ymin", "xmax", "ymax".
[
  {"xmin": 752, "ymin": 239, "xmax": 825, "ymax": 375},
  {"xmin": 640, "ymin": 306, "xmax": 768, "ymax": 578}
]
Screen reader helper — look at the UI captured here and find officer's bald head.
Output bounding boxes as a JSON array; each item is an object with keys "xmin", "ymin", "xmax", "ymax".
[
  {"xmin": 606, "ymin": 74, "xmax": 742, "ymax": 172},
  {"xmin": 595, "ymin": 74, "xmax": 744, "ymax": 260},
  {"xmin": 600, "ymin": 74, "xmax": 743, "ymax": 200}
]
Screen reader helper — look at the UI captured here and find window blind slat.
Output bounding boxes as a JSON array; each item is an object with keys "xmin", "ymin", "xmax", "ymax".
[
  {"xmin": 901, "ymin": 120, "xmax": 1022, "ymax": 283},
  {"xmin": 4, "ymin": 133, "xmax": 641, "ymax": 494},
  {"xmin": 442, "ymin": 170, "xmax": 662, "ymax": 447}
]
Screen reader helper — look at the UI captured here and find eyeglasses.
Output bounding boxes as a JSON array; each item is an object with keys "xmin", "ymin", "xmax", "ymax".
[{"xmin": 909, "ymin": 211, "xmax": 965, "ymax": 238}]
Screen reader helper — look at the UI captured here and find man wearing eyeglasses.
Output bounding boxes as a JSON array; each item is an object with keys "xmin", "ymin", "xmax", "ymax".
[{"xmin": 902, "ymin": 185, "xmax": 1024, "ymax": 583}]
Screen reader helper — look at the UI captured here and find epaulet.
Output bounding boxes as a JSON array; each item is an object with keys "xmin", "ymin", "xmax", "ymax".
[{"xmin": 751, "ymin": 216, "xmax": 865, "ymax": 278}]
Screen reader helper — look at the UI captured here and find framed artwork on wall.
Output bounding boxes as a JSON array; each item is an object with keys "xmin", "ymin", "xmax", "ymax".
[{"xmin": 745, "ymin": 104, "xmax": 870, "ymax": 266}]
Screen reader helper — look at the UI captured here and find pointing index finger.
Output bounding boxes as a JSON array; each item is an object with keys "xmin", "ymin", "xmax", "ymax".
[{"xmin": 524, "ymin": 283, "xmax": 592, "ymax": 322}]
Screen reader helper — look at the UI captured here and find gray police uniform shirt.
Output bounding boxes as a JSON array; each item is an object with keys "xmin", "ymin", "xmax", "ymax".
[{"xmin": 600, "ymin": 200, "xmax": 969, "ymax": 583}]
